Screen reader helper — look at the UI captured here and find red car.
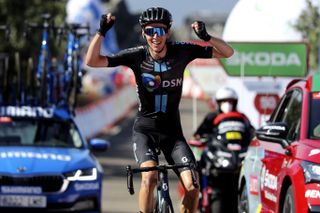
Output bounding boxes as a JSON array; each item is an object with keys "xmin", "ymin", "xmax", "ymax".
[{"xmin": 238, "ymin": 73, "xmax": 320, "ymax": 213}]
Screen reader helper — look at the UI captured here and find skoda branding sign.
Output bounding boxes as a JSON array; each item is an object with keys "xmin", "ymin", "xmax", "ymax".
[
  {"xmin": 228, "ymin": 52, "xmax": 301, "ymax": 67},
  {"xmin": 220, "ymin": 42, "xmax": 308, "ymax": 77}
]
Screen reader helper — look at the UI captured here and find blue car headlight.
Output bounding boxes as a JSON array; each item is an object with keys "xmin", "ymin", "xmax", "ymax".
[
  {"xmin": 65, "ymin": 168, "xmax": 97, "ymax": 181},
  {"xmin": 301, "ymin": 161, "xmax": 320, "ymax": 183}
]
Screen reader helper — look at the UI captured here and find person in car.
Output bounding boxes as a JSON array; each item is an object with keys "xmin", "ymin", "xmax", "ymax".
[{"xmin": 85, "ymin": 7, "xmax": 234, "ymax": 213}]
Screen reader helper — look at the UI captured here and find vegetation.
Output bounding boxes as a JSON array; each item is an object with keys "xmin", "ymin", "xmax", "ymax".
[
  {"xmin": 293, "ymin": 0, "xmax": 320, "ymax": 71},
  {"xmin": 0, "ymin": 0, "xmax": 66, "ymax": 65}
]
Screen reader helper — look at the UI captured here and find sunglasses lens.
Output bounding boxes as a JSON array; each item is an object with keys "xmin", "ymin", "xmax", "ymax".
[{"xmin": 144, "ymin": 27, "xmax": 166, "ymax": 36}]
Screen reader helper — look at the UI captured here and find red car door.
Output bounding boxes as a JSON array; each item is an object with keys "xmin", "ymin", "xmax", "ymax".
[{"xmin": 259, "ymin": 89, "xmax": 303, "ymax": 212}]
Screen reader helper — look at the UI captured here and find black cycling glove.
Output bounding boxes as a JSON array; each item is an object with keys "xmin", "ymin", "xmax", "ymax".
[
  {"xmin": 97, "ymin": 14, "xmax": 114, "ymax": 37},
  {"xmin": 193, "ymin": 21, "xmax": 211, "ymax": 42}
]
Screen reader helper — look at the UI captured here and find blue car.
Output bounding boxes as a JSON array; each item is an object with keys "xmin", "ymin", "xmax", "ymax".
[{"xmin": 0, "ymin": 105, "xmax": 109, "ymax": 212}]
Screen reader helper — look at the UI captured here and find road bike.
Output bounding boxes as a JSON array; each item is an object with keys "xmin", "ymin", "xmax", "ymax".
[
  {"xmin": 58, "ymin": 23, "xmax": 90, "ymax": 112},
  {"xmin": 24, "ymin": 13, "xmax": 56, "ymax": 106},
  {"xmin": 126, "ymin": 162, "xmax": 198, "ymax": 213}
]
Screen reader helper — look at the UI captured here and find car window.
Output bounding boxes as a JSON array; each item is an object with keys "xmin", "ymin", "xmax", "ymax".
[
  {"xmin": 309, "ymin": 93, "xmax": 320, "ymax": 139},
  {"xmin": 269, "ymin": 94, "xmax": 288, "ymax": 122},
  {"xmin": 273, "ymin": 90, "xmax": 302, "ymax": 141},
  {"xmin": 0, "ymin": 118, "xmax": 83, "ymax": 148}
]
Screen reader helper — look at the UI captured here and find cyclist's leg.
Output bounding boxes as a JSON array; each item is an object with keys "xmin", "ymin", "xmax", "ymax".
[
  {"xmin": 162, "ymin": 138, "xmax": 200, "ymax": 213},
  {"xmin": 180, "ymin": 169, "xmax": 199, "ymax": 213},
  {"xmin": 132, "ymin": 130, "xmax": 159, "ymax": 213},
  {"xmin": 139, "ymin": 160, "xmax": 158, "ymax": 213}
]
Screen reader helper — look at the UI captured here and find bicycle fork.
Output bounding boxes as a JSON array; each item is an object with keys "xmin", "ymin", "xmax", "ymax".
[{"xmin": 156, "ymin": 170, "xmax": 174, "ymax": 213}]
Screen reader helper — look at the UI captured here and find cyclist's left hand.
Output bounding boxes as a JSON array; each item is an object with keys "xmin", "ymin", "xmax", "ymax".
[{"xmin": 191, "ymin": 21, "xmax": 211, "ymax": 42}]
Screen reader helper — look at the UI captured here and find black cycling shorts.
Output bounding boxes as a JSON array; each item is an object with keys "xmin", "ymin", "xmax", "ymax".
[{"xmin": 131, "ymin": 116, "xmax": 196, "ymax": 174}]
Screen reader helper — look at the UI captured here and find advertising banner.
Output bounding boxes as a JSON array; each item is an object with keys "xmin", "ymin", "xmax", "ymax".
[{"xmin": 220, "ymin": 42, "xmax": 308, "ymax": 77}]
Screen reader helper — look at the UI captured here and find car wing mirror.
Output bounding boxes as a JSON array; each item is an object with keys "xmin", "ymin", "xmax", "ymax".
[
  {"xmin": 89, "ymin": 138, "xmax": 110, "ymax": 152},
  {"xmin": 256, "ymin": 122, "xmax": 290, "ymax": 148}
]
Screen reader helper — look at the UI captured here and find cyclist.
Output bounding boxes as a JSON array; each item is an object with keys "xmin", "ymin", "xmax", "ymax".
[
  {"xmin": 85, "ymin": 7, "xmax": 234, "ymax": 213},
  {"xmin": 193, "ymin": 87, "xmax": 255, "ymax": 145}
]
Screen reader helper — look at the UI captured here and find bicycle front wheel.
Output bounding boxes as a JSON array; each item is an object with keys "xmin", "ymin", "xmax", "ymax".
[{"xmin": 160, "ymin": 200, "xmax": 174, "ymax": 213}]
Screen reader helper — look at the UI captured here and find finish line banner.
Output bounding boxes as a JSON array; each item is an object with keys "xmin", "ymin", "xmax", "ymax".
[{"xmin": 220, "ymin": 42, "xmax": 308, "ymax": 77}]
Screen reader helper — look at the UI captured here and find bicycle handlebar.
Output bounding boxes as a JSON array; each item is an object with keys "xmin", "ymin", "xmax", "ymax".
[
  {"xmin": 126, "ymin": 163, "xmax": 198, "ymax": 195},
  {"xmin": 56, "ymin": 23, "xmax": 91, "ymax": 46},
  {"xmin": 126, "ymin": 165, "xmax": 135, "ymax": 195}
]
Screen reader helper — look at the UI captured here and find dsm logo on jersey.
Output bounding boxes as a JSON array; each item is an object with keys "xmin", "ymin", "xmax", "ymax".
[
  {"xmin": 142, "ymin": 73, "xmax": 161, "ymax": 92},
  {"xmin": 141, "ymin": 73, "xmax": 182, "ymax": 92}
]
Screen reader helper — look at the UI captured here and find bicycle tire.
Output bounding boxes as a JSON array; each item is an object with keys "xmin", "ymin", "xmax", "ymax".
[
  {"xmin": 0, "ymin": 54, "xmax": 8, "ymax": 104},
  {"xmin": 26, "ymin": 57, "xmax": 36, "ymax": 105},
  {"xmin": 154, "ymin": 185, "xmax": 174, "ymax": 213},
  {"xmin": 160, "ymin": 200, "xmax": 174, "ymax": 213},
  {"xmin": 3, "ymin": 54, "xmax": 9, "ymax": 104},
  {"xmin": 15, "ymin": 52, "xmax": 22, "ymax": 104},
  {"xmin": 70, "ymin": 51, "xmax": 79, "ymax": 109}
]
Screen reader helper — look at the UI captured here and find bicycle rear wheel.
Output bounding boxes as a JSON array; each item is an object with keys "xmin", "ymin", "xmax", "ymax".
[
  {"xmin": 26, "ymin": 57, "xmax": 36, "ymax": 105},
  {"xmin": 0, "ymin": 53, "xmax": 9, "ymax": 104},
  {"xmin": 15, "ymin": 52, "xmax": 22, "ymax": 104},
  {"xmin": 70, "ymin": 52, "xmax": 79, "ymax": 109},
  {"xmin": 65, "ymin": 51, "xmax": 79, "ymax": 111}
]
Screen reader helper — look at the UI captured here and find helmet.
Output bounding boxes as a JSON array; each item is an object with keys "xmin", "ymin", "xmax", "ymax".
[
  {"xmin": 215, "ymin": 87, "xmax": 238, "ymax": 102},
  {"xmin": 215, "ymin": 87, "xmax": 238, "ymax": 112},
  {"xmin": 139, "ymin": 7, "xmax": 172, "ymax": 29}
]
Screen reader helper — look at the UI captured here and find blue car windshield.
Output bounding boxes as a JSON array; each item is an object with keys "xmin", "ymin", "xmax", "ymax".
[
  {"xmin": 0, "ymin": 117, "xmax": 83, "ymax": 148},
  {"xmin": 309, "ymin": 93, "xmax": 320, "ymax": 140}
]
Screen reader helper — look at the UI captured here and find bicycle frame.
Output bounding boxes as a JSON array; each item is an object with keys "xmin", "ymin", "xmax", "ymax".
[
  {"xmin": 126, "ymin": 163, "xmax": 198, "ymax": 213},
  {"xmin": 156, "ymin": 168, "xmax": 174, "ymax": 212},
  {"xmin": 38, "ymin": 14, "xmax": 53, "ymax": 106},
  {"xmin": 25, "ymin": 14, "xmax": 55, "ymax": 106},
  {"xmin": 60, "ymin": 23, "xmax": 89, "ymax": 111}
]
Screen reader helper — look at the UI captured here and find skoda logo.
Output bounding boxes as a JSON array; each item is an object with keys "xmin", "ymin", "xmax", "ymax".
[{"xmin": 17, "ymin": 166, "xmax": 27, "ymax": 173}]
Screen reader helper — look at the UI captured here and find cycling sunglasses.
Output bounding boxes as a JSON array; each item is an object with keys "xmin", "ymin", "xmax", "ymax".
[{"xmin": 143, "ymin": 27, "xmax": 168, "ymax": 37}]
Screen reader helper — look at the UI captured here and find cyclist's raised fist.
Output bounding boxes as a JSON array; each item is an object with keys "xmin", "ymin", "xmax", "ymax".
[
  {"xmin": 98, "ymin": 13, "xmax": 115, "ymax": 37},
  {"xmin": 192, "ymin": 21, "xmax": 211, "ymax": 42}
]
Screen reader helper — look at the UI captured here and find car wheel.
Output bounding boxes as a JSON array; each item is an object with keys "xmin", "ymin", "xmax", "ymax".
[
  {"xmin": 238, "ymin": 182, "xmax": 249, "ymax": 213},
  {"xmin": 282, "ymin": 186, "xmax": 295, "ymax": 213}
]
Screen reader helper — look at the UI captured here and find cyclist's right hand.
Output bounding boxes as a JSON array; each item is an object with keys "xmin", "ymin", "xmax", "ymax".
[
  {"xmin": 192, "ymin": 21, "xmax": 211, "ymax": 42},
  {"xmin": 98, "ymin": 13, "xmax": 115, "ymax": 37}
]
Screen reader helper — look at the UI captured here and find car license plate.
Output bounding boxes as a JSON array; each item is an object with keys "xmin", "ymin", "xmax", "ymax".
[{"xmin": 0, "ymin": 195, "xmax": 46, "ymax": 208}]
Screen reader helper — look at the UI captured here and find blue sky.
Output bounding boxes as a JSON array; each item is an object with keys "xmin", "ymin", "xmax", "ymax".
[{"xmin": 124, "ymin": 0, "xmax": 239, "ymax": 27}]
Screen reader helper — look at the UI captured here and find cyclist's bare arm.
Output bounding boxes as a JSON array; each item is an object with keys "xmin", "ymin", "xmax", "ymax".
[
  {"xmin": 85, "ymin": 34, "xmax": 108, "ymax": 67},
  {"xmin": 207, "ymin": 36, "xmax": 234, "ymax": 58},
  {"xmin": 191, "ymin": 21, "xmax": 234, "ymax": 59},
  {"xmin": 85, "ymin": 13, "xmax": 115, "ymax": 67}
]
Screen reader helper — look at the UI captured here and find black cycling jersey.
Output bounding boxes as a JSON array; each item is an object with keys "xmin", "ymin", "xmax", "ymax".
[
  {"xmin": 107, "ymin": 41, "xmax": 212, "ymax": 168},
  {"xmin": 107, "ymin": 42, "xmax": 213, "ymax": 119}
]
